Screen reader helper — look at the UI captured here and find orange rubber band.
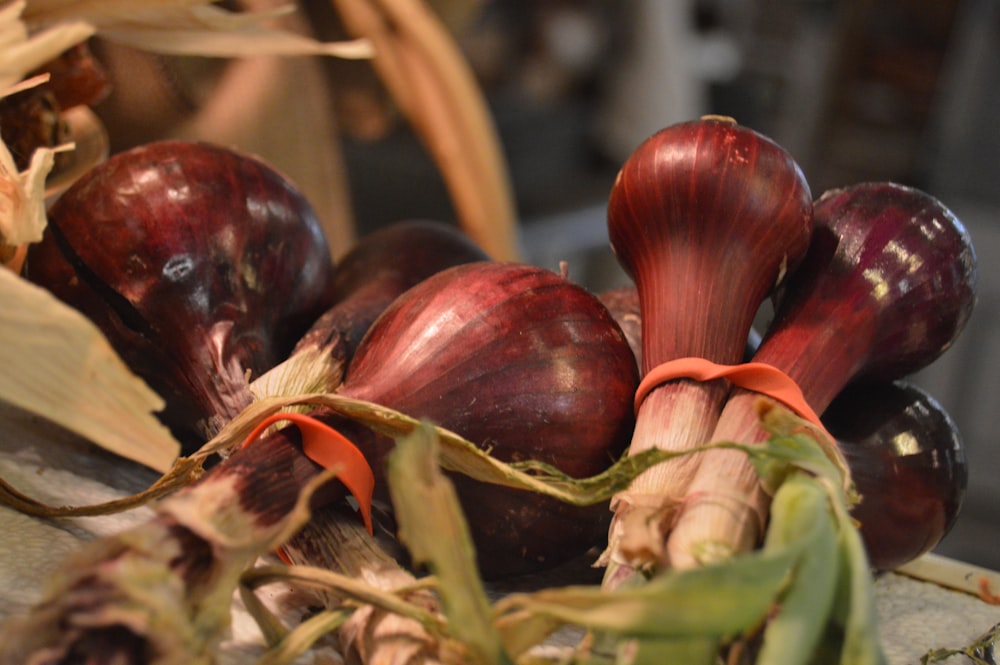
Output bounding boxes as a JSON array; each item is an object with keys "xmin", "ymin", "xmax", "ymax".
[
  {"xmin": 240, "ymin": 412, "xmax": 375, "ymax": 536},
  {"xmin": 635, "ymin": 358, "xmax": 824, "ymax": 430}
]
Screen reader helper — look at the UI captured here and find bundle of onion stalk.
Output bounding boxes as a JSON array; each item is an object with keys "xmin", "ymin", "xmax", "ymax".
[
  {"xmin": 598, "ymin": 282, "xmax": 968, "ymax": 573},
  {"xmin": 599, "ymin": 115, "xmax": 814, "ymax": 588},
  {"xmin": 664, "ymin": 181, "xmax": 977, "ymax": 569}
]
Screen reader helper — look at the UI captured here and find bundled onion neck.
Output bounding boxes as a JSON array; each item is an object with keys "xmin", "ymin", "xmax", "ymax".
[{"xmin": 600, "ymin": 116, "xmax": 813, "ymax": 587}]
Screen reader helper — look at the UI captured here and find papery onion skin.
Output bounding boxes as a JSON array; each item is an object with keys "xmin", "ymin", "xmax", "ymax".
[
  {"xmin": 668, "ymin": 181, "xmax": 978, "ymax": 567},
  {"xmin": 334, "ymin": 261, "xmax": 639, "ymax": 578},
  {"xmin": 26, "ymin": 140, "xmax": 337, "ymax": 451},
  {"xmin": 823, "ymin": 380, "xmax": 967, "ymax": 571}
]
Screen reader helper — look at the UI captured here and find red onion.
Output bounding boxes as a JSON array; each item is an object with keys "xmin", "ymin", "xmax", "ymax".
[
  {"xmin": 326, "ymin": 261, "xmax": 639, "ymax": 578},
  {"xmin": 824, "ymin": 380, "xmax": 967, "ymax": 571},
  {"xmin": 602, "ymin": 116, "xmax": 813, "ymax": 584},
  {"xmin": 668, "ymin": 182, "xmax": 977, "ymax": 567},
  {"xmin": 25, "ymin": 140, "xmax": 337, "ymax": 452}
]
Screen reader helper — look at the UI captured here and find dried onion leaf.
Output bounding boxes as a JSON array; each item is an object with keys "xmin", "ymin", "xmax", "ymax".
[
  {"xmin": 20, "ymin": 0, "xmax": 373, "ymax": 60},
  {"xmin": 94, "ymin": 5, "xmax": 374, "ymax": 59},
  {"xmin": 0, "ymin": 269, "xmax": 181, "ymax": 472}
]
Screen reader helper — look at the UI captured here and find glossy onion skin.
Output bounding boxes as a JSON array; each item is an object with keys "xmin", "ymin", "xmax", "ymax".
[
  {"xmin": 759, "ymin": 182, "xmax": 978, "ymax": 409},
  {"xmin": 293, "ymin": 220, "xmax": 489, "ymax": 363},
  {"xmin": 823, "ymin": 380, "xmax": 967, "ymax": 571},
  {"xmin": 606, "ymin": 117, "xmax": 813, "ymax": 372},
  {"xmin": 339, "ymin": 262, "xmax": 639, "ymax": 578},
  {"xmin": 26, "ymin": 140, "xmax": 336, "ymax": 450}
]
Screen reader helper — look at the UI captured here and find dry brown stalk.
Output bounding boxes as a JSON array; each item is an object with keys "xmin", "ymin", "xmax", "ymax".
[
  {"xmin": 0, "ymin": 423, "xmax": 335, "ymax": 664},
  {"xmin": 330, "ymin": 0, "xmax": 520, "ymax": 262}
]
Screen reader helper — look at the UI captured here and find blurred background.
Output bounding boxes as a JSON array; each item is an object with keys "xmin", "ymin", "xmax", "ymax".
[{"xmin": 85, "ymin": 0, "xmax": 999, "ymax": 568}]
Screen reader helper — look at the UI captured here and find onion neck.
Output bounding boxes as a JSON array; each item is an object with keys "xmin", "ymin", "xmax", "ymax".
[
  {"xmin": 634, "ymin": 249, "xmax": 777, "ymax": 372},
  {"xmin": 190, "ymin": 321, "xmax": 256, "ymax": 441},
  {"xmin": 754, "ymin": 307, "xmax": 876, "ymax": 413}
]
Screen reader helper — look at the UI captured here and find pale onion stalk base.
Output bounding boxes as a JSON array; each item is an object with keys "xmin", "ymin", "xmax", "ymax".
[
  {"xmin": 601, "ymin": 379, "xmax": 728, "ymax": 587},
  {"xmin": 664, "ymin": 391, "xmax": 774, "ymax": 569}
]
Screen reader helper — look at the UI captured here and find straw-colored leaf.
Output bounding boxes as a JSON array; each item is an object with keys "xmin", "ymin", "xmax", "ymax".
[
  {"xmin": 249, "ymin": 343, "xmax": 345, "ymax": 404},
  {"xmin": 21, "ymin": 0, "xmax": 373, "ymax": 60},
  {"xmin": 0, "ymin": 268, "xmax": 180, "ymax": 472},
  {"xmin": 292, "ymin": 392, "xmax": 675, "ymax": 506},
  {"xmin": 332, "ymin": 0, "xmax": 519, "ymax": 260},
  {"xmin": 0, "ymin": 2, "xmax": 94, "ymax": 89},
  {"xmin": 240, "ymin": 563, "xmax": 444, "ymax": 639},
  {"xmin": 250, "ymin": 607, "xmax": 353, "ymax": 665},
  {"xmin": 0, "ymin": 122, "xmax": 70, "ymax": 251}
]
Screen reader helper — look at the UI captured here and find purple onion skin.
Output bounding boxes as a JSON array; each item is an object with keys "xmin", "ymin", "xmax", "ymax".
[
  {"xmin": 292, "ymin": 220, "xmax": 489, "ymax": 364},
  {"xmin": 822, "ymin": 380, "xmax": 967, "ymax": 571},
  {"xmin": 757, "ymin": 182, "xmax": 978, "ymax": 410},
  {"xmin": 606, "ymin": 117, "xmax": 813, "ymax": 372},
  {"xmin": 26, "ymin": 140, "xmax": 336, "ymax": 451},
  {"xmin": 335, "ymin": 262, "xmax": 639, "ymax": 578}
]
